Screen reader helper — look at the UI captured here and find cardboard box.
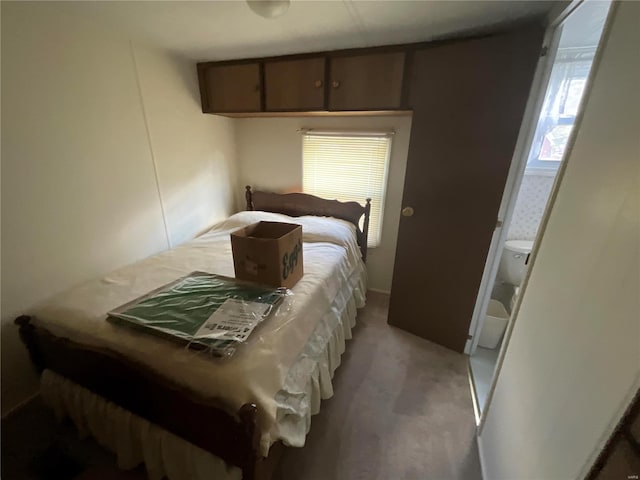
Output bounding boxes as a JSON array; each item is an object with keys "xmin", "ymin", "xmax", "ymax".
[{"xmin": 230, "ymin": 221, "xmax": 303, "ymax": 289}]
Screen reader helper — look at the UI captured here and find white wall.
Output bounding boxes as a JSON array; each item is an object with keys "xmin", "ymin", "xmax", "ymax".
[
  {"xmin": 235, "ymin": 116, "xmax": 412, "ymax": 293},
  {"xmin": 479, "ymin": 2, "xmax": 640, "ymax": 479},
  {"xmin": 1, "ymin": 2, "xmax": 237, "ymax": 414},
  {"xmin": 132, "ymin": 48, "xmax": 237, "ymax": 247}
]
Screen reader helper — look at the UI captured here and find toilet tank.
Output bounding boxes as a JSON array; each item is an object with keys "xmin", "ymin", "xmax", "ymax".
[{"xmin": 498, "ymin": 240, "xmax": 534, "ymax": 286}]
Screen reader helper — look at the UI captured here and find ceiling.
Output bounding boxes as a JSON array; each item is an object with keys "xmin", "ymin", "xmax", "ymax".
[{"xmin": 54, "ymin": 0, "xmax": 556, "ymax": 61}]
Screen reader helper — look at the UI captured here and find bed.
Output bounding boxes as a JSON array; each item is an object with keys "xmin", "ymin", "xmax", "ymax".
[{"xmin": 16, "ymin": 187, "xmax": 372, "ymax": 480}]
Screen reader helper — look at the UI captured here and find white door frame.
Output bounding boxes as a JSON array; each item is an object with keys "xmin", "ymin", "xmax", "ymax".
[
  {"xmin": 474, "ymin": 0, "xmax": 616, "ymax": 433},
  {"xmin": 464, "ymin": 4, "xmax": 580, "ymax": 355}
]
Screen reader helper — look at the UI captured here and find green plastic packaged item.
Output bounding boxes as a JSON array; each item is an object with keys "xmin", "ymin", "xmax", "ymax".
[{"xmin": 107, "ymin": 271, "xmax": 286, "ymax": 357}]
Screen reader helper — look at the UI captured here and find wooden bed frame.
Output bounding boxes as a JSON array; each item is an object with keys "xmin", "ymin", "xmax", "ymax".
[
  {"xmin": 245, "ymin": 186, "xmax": 371, "ymax": 261},
  {"xmin": 15, "ymin": 188, "xmax": 371, "ymax": 480}
]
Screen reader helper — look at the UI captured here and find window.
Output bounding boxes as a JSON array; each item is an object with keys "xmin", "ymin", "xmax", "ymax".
[
  {"xmin": 527, "ymin": 47, "xmax": 596, "ymax": 173},
  {"xmin": 302, "ymin": 131, "xmax": 392, "ymax": 247}
]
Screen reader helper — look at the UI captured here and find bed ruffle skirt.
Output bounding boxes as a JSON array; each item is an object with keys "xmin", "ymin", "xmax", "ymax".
[{"xmin": 40, "ymin": 278, "xmax": 365, "ymax": 480}]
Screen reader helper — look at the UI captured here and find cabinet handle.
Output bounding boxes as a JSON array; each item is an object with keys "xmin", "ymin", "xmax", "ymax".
[
  {"xmin": 332, "ymin": 80, "xmax": 340, "ymax": 88},
  {"xmin": 315, "ymin": 80, "xmax": 323, "ymax": 88}
]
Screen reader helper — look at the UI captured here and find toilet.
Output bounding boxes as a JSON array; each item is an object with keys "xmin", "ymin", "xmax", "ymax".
[
  {"xmin": 477, "ymin": 240, "xmax": 535, "ymax": 349},
  {"xmin": 498, "ymin": 240, "xmax": 534, "ymax": 285},
  {"xmin": 498, "ymin": 240, "xmax": 534, "ymax": 310}
]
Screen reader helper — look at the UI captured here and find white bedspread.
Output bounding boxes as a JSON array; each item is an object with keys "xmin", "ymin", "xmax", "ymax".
[{"xmin": 30, "ymin": 211, "xmax": 366, "ymax": 455}]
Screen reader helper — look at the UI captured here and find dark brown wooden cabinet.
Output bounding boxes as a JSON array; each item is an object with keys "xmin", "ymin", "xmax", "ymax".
[
  {"xmin": 203, "ymin": 63, "xmax": 261, "ymax": 113},
  {"xmin": 265, "ymin": 58, "xmax": 326, "ymax": 111},
  {"xmin": 328, "ymin": 52, "xmax": 405, "ymax": 111},
  {"xmin": 198, "ymin": 49, "xmax": 409, "ymax": 115}
]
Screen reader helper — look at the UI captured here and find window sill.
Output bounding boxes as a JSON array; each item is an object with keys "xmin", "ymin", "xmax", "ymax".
[{"xmin": 525, "ymin": 167, "xmax": 558, "ymax": 177}]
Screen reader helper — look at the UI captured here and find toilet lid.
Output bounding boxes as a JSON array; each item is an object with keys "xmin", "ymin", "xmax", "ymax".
[{"xmin": 505, "ymin": 240, "xmax": 534, "ymax": 254}]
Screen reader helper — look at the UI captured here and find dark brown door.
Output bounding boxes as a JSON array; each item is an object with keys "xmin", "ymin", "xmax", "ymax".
[
  {"xmin": 204, "ymin": 63, "xmax": 261, "ymax": 113},
  {"xmin": 265, "ymin": 58, "xmax": 326, "ymax": 111},
  {"xmin": 388, "ymin": 27, "xmax": 543, "ymax": 352},
  {"xmin": 329, "ymin": 52, "xmax": 405, "ymax": 111}
]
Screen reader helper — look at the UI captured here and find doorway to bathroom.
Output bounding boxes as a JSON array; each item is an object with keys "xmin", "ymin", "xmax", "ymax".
[{"xmin": 466, "ymin": 0, "xmax": 613, "ymax": 418}]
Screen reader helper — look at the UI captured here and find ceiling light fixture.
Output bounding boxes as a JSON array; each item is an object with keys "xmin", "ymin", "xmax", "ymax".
[{"xmin": 246, "ymin": 0, "xmax": 290, "ymax": 19}]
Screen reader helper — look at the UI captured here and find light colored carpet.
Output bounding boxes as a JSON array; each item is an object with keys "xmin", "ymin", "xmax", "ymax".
[
  {"xmin": 273, "ymin": 291, "xmax": 482, "ymax": 480},
  {"xmin": 1, "ymin": 292, "xmax": 481, "ymax": 480}
]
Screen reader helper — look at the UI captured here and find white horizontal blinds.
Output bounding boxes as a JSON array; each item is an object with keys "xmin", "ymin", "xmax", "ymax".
[{"xmin": 302, "ymin": 132, "xmax": 392, "ymax": 247}]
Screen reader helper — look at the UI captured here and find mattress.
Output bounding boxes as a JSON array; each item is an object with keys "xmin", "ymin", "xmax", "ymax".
[{"xmin": 29, "ymin": 210, "xmax": 367, "ymax": 455}]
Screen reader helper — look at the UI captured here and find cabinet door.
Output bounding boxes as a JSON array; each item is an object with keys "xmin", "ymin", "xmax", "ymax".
[
  {"xmin": 265, "ymin": 58, "xmax": 326, "ymax": 111},
  {"xmin": 329, "ymin": 52, "xmax": 405, "ymax": 111},
  {"xmin": 204, "ymin": 63, "xmax": 261, "ymax": 113}
]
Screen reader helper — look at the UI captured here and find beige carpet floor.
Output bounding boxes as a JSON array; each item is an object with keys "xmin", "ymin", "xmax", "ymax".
[
  {"xmin": 2, "ymin": 291, "xmax": 481, "ymax": 480},
  {"xmin": 273, "ymin": 291, "xmax": 481, "ymax": 480}
]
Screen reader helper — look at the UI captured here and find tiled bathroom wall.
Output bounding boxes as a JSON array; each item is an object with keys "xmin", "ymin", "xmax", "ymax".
[{"xmin": 507, "ymin": 173, "xmax": 556, "ymax": 241}]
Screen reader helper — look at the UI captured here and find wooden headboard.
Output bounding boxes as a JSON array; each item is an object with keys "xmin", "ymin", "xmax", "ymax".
[{"xmin": 245, "ymin": 186, "xmax": 372, "ymax": 262}]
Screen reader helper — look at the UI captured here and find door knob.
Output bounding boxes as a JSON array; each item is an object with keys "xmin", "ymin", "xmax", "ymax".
[{"xmin": 402, "ymin": 206, "xmax": 414, "ymax": 217}]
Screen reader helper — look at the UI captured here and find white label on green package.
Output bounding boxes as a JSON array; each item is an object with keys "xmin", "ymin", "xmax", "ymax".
[{"xmin": 194, "ymin": 298, "xmax": 270, "ymax": 342}]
